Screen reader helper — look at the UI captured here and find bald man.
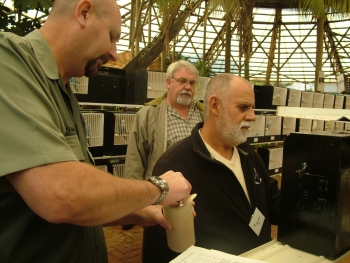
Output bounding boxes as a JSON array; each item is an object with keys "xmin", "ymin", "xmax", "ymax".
[
  {"xmin": 0, "ymin": 1, "xmax": 191, "ymax": 262},
  {"xmin": 142, "ymin": 74, "xmax": 280, "ymax": 263}
]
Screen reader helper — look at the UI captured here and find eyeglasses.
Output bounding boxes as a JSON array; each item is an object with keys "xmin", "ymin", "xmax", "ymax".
[{"xmin": 172, "ymin": 78, "xmax": 199, "ymax": 88}]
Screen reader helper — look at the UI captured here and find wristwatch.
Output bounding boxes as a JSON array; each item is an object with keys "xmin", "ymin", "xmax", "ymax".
[{"xmin": 148, "ymin": 176, "xmax": 169, "ymax": 205}]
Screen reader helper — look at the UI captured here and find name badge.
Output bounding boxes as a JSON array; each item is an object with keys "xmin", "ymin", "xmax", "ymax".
[{"xmin": 249, "ymin": 207, "xmax": 265, "ymax": 236}]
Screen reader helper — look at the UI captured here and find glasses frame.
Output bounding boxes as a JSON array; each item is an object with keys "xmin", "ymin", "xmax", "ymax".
[{"xmin": 172, "ymin": 77, "xmax": 199, "ymax": 88}]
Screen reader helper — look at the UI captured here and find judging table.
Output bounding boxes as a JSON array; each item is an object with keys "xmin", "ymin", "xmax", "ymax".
[{"xmin": 240, "ymin": 239, "xmax": 350, "ymax": 263}]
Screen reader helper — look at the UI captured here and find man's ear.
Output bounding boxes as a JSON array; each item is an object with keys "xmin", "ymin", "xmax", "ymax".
[
  {"xmin": 166, "ymin": 78, "xmax": 171, "ymax": 89},
  {"xmin": 75, "ymin": 0, "xmax": 93, "ymax": 27},
  {"xmin": 209, "ymin": 96, "xmax": 220, "ymax": 116}
]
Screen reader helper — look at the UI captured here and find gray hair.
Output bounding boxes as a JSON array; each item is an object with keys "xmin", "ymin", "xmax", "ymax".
[
  {"xmin": 203, "ymin": 73, "xmax": 252, "ymax": 117},
  {"xmin": 166, "ymin": 60, "xmax": 198, "ymax": 79},
  {"xmin": 203, "ymin": 73, "xmax": 234, "ymax": 117}
]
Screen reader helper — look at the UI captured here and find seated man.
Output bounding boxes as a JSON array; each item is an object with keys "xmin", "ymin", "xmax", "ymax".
[{"xmin": 142, "ymin": 73, "xmax": 280, "ymax": 263}]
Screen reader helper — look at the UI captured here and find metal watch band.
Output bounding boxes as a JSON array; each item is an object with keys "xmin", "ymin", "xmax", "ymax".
[
  {"xmin": 148, "ymin": 176, "xmax": 169, "ymax": 205},
  {"xmin": 153, "ymin": 190, "xmax": 167, "ymax": 205}
]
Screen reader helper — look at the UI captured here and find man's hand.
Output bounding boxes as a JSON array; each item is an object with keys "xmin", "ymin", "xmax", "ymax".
[
  {"xmin": 158, "ymin": 171, "xmax": 191, "ymax": 206},
  {"xmin": 134, "ymin": 205, "xmax": 172, "ymax": 229},
  {"xmin": 105, "ymin": 202, "xmax": 196, "ymax": 229},
  {"xmin": 135, "ymin": 203, "xmax": 196, "ymax": 230}
]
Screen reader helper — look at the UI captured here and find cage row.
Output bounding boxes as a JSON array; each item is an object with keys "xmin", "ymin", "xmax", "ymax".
[
  {"xmin": 94, "ymin": 158, "xmax": 126, "ymax": 177},
  {"xmin": 247, "ymin": 114, "xmax": 349, "ymax": 144},
  {"xmin": 257, "ymin": 147, "xmax": 284, "ymax": 176},
  {"xmin": 81, "ymin": 110, "xmax": 136, "ymax": 157},
  {"xmin": 70, "ymin": 68, "xmax": 211, "ymax": 105},
  {"xmin": 254, "ymin": 85, "xmax": 350, "ymax": 110}
]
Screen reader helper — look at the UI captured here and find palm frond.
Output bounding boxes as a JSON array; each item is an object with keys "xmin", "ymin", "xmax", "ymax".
[{"xmin": 286, "ymin": 0, "xmax": 350, "ymax": 19}]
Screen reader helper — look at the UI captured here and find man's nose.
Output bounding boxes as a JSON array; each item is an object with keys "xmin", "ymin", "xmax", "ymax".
[
  {"xmin": 108, "ymin": 46, "xmax": 118, "ymax": 61},
  {"xmin": 184, "ymin": 81, "xmax": 192, "ymax": 89},
  {"xmin": 247, "ymin": 109, "xmax": 257, "ymax": 121}
]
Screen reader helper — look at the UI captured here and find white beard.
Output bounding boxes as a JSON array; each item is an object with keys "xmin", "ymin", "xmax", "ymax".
[
  {"xmin": 216, "ymin": 111, "xmax": 250, "ymax": 147},
  {"xmin": 176, "ymin": 91, "xmax": 193, "ymax": 105}
]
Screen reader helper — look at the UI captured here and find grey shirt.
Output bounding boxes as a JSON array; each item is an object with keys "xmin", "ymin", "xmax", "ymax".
[{"xmin": 0, "ymin": 30, "xmax": 107, "ymax": 263}]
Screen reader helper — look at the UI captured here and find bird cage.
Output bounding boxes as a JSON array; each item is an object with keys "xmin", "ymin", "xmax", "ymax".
[
  {"xmin": 344, "ymin": 75, "xmax": 350, "ymax": 92},
  {"xmin": 100, "ymin": 111, "xmax": 137, "ymax": 156},
  {"xmin": 81, "ymin": 110, "xmax": 136, "ymax": 157},
  {"xmin": 95, "ymin": 165, "xmax": 108, "ymax": 172},
  {"xmin": 112, "ymin": 163, "xmax": 125, "ymax": 177},
  {"xmin": 146, "ymin": 71, "xmax": 167, "ymax": 99},
  {"xmin": 70, "ymin": 76, "xmax": 89, "ymax": 94},
  {"xmin": 113, "ymin": 113, "xmax": 135, "ymax": 145},
  {"xmin": 81, "ymin": 112, "xmax": 104, "ymax": 147}
]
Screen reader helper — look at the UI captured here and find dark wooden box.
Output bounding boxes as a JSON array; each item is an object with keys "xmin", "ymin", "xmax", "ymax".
[
  {"xmin": 254, "ymin": 85, "xmax": 276, "ymax": 110},
  {"xmin": 278, "ymin": 132, "xmax": 350, "ymax": 259},
  {"xmin": 88, "ymin": 66, "xmax": 127, "ymax": 104}
]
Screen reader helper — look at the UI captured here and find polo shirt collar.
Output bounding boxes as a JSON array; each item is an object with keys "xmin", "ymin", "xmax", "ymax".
[{"xmin": 25, "ymin": 29, "xmax": 60, "ymax": 80}]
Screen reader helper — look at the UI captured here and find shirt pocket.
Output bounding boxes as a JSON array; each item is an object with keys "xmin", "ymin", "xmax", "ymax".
[{"xmin": 65, "ymin": 135, "xmax": 85, "ymax": 161}]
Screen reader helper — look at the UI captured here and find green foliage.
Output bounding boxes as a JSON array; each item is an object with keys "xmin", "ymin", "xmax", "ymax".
[
  {"xmin": 272, "ymin": 82, "xmax": 294, "ymax": 88},
  {"xmin": 165, "ymin": 51, "xmax": 190, "ymax": 68},
  {"xmin": 0, "ymin": 0, "xmax": 52, "ymax": 36},
  {"xmin": 256, "ymin": 143, "xmax": 271, "ymax": 148},
  {"xmin": 193, "ymin": 59, "xmax": 216, "ymax": 77},
  {"xmin": 14, "ymin": 0, "xmax": 52, "ymax": 10},
  {"xmin": 164, "ymin": 52, "xmax": 215, "ymax": 78},
  {"xmin": 250, "ymin": 79, "xmax": 267, "ymax": 86},
  {"xmin": 285, "ymin": 0, "xmax": 350, "ymax": 19}
]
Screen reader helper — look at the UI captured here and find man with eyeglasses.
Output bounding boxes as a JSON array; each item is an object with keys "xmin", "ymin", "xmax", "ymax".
[{"xmin": 124, "ymin": 60, "xmax": 204, "ymax": 181}]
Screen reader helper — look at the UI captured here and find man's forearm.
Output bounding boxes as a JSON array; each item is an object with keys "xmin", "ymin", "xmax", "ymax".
[{"xmin": 6, "ymin": 161, "xmax": 162, "ymax": 226}]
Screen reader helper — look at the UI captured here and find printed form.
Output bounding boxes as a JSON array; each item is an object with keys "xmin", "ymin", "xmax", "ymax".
[{"xmin": 170, "ymin": 246, "xmax": 267, "ymax": 263}]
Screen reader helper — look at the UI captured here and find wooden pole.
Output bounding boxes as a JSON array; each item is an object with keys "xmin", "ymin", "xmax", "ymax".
[
  {"xmin": 315, "ymin": 17, "xmax": 324, "ymax": 92},
  {"xmin": 130, "ymin": 0, "xmax": 135, "ymax": 58},
  {"xmin": 266, "ymin": 8, "xmax": 281, "ymax": 85},
  {"xmin": 202, "ymin": 1, "xmax": 208, "ymax": 76},
  {"xmin": 225, "ymin": 15, "xmax": 231, "ymax": 73}
]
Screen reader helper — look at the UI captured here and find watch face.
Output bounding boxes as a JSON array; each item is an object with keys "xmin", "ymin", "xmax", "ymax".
[{"xmin": 158, "ymin": 180, "xmax": 166, "ymax": 189}]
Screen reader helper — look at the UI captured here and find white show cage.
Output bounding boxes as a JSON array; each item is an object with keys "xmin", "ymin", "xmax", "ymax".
[
  {"xmin": 112, "ymin": 163, "xmax": 125, "ymax": 177},
  {"xmin": 247, "ymin": 115, "xmax": 266, "ymax": 138},
  {"xmin": 113, "ymin": 113, "xmax": 135, "ymax": 146},
  {"xmin": 70, "ymin": 76, "xmax": 89, "ymax": 94},
  {"xmin": 95, "ymin": 165, "xmax": 108, "ymax": 172},
  {"xmin": 81, "ymin": 112, "xmax": 104, "ymax": 147}
]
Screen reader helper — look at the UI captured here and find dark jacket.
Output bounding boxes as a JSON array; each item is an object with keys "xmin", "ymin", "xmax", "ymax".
[{"xmin": 142, "ymin": 122, "xmax": 280, "ymax": 263}]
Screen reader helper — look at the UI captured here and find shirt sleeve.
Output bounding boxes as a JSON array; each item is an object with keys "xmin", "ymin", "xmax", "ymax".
[{"xmin": 0, "ymin": 33, "xmax": 78, "ymax": 177}]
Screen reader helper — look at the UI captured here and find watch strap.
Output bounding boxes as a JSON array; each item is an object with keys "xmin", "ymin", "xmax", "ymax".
[{"xmin": 148, "ymin": 176, "xmax": 169, "ymax": 205}]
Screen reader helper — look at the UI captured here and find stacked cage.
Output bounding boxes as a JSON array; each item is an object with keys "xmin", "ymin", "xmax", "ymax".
[{"xmin": 81, "ymin": 110, "xmax": 137, "ymax": 177}]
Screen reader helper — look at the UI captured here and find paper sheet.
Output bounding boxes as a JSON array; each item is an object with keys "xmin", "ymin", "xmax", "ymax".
[{"xmin": 170, "ymin": 246, "xmax": 267, "ymax": 263}]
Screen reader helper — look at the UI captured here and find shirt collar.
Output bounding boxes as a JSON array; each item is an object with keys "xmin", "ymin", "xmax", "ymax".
[
  {"xmin": 25, "ymin": 29, "xmax": 60, "ymax": 80},
  {"xmin": 166, "ymin": 99, "xmax": 196, "ymax": 111}
]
